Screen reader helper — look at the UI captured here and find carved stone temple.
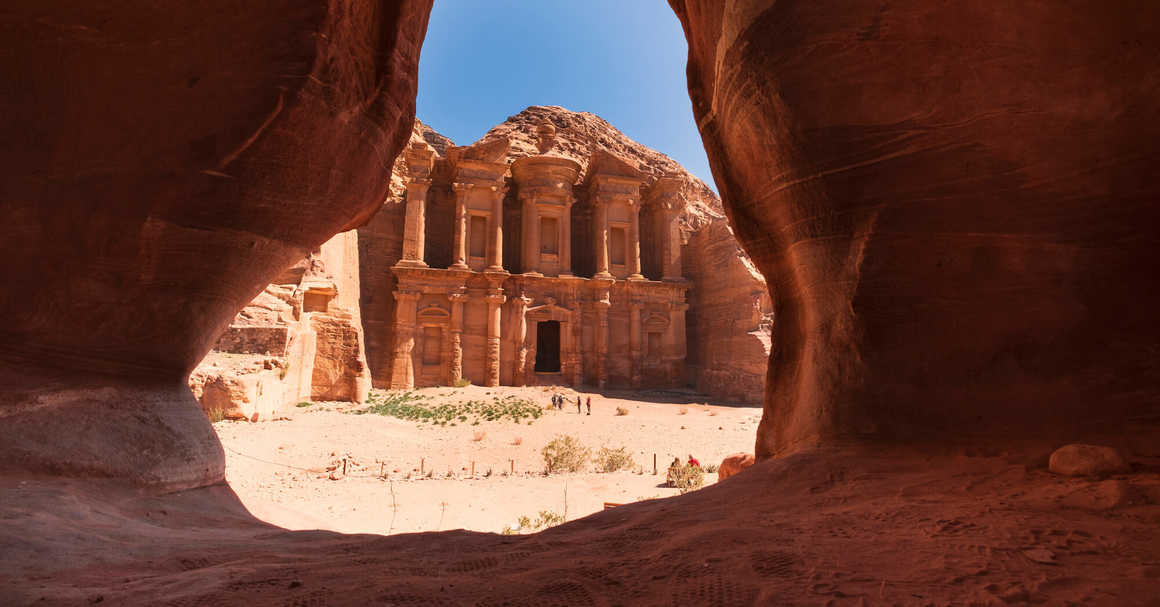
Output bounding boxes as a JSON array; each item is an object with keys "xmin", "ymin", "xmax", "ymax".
[{"xmin": 389, "ymin": 122, "xmax": 689, "ymax": 389}]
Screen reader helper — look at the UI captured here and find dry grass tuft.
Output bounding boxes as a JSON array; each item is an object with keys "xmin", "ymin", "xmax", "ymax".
[
  {"xmin": 511, "ymin": 437, "xmax": 523, "ymax": 446},
  {"xmin": 472, "ymin": 430, "xmax": 486, "ymax": 442},
  {"xmin": 615, "ymin": 406, "xmax": 629, "ymax": 416},
  {"xmin": 678, "ymin": 407, "xmax": 688, "ymax": 415}
]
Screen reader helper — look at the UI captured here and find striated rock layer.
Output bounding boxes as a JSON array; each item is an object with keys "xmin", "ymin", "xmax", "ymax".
[
  {"xmin": 0, "ymin": 0, "xmax": 432, "ymax": 489},
  {"xmin": 671, "ymin": 0, "xmax": 1160, "ymax": 457}
]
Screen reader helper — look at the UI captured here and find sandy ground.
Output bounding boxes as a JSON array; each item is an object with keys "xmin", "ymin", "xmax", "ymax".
[{"xmin": 214, "ymin": 385, "xmax": 760, "ymax": 534}]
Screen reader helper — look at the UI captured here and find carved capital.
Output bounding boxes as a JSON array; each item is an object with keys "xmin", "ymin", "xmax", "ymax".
[
  {"xmin": 452, "ymin": 182, "xmax": 474, "ymax": 193},
  {"xmin": 407, "ymin": 177, "xmax": 432, "ymax": 188},
  {"xmin": 485, "ymin": 293, "xmax": 507, "ymax": 306},
  {"xmin": 394, "ymin": 290, "xmax": 422, "ymax": 302}
]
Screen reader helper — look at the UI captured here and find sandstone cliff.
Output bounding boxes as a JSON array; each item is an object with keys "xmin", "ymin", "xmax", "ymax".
[{"xmin": 189, "ymin": 229, "xmax": 372, "ymax": 421}]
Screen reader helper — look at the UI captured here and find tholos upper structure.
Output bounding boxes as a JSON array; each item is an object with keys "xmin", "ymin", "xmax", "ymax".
[{"xmin": 2, "ymin": 0, "xmax": 1158, "ymax": 604}]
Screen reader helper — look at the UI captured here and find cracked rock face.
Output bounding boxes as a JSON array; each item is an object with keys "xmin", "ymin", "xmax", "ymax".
[
  {"xmin": 0, "ymin": 0, "xmax": 432, "ymax": 489},
  {"xmin": 670, "ymin": 0, "xmax": 1160, "ymax": 456}
]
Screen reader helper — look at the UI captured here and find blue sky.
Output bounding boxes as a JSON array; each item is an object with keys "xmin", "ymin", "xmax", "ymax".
[{"xmin": 416, "ymin": 0, "xmax": 715, "ymax": 191}]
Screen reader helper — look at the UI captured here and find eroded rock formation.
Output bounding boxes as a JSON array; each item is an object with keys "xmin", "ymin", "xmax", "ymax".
[
  {"xmin": 670, "ymin": 0, "xmax": 1160, "ymax": 457},
  {"xmin": 189, "ymin": 229, "xmax": 371, "ymax": 420},
  {"xmin": 0, "ymin": 0, "xmax": 432, "ymax": 489}
]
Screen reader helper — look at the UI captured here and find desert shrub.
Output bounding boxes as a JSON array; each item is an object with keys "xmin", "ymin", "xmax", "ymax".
[
  {"xmin": 671, "ymin": 464, "xmax": 705, "ymax": 494},
  {"xmin": 206, "ymin": 408, "xmax": 225, "ymax": 423},
  {"xmin": 678, "ymin": 407, "xmax": 688, "ymax": 415},
  {"xmin": 453, "ymin": 378, "xmax": 471, "ymax": 388},
  {"xmin": 595, "ymin": 446, "xmax": 635, "ymax": 473},
  {"xmin": 614, "ymin": 406, "xmax": 629, "ymax": 416},
  {"xmin": 511, "ymin": 437, "xmax": 523, "ymax": 446},
  {"xmin": 704, "ymin": 463, "xmax": 720, "ymax": 473},
  {"xmin": 541, "ymin": 434, "xmax": 590, "ymax": 473},
  {"xmin": 295, "ymin": 401, "xmax": 312, "ymax": 408},
  {"xmin": 472, "ymin": 430, "xmax": 486, "ymax": 442},
  {"xmin": 501, "ymin": 510, "xmax": 565, "ymax": 535},
  {"xmin": 353, "ymin": 391, "xmax": 541, "ymax": 425}
]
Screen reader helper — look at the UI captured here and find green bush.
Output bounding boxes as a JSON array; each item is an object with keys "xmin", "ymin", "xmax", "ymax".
[
  {"xmin": 541, "ymin": 434, "xmax": 590, "ymax": 473},
  {"xmin": 595, "ymin": 446, "xmax": 635, "ymax": 473},
  {"xmin": 352, "ymin": 391, "xmax": 541, "ymax": 425},
  {"xmin": 670, "ymin": 464, "xmax": 705, "ymax": 494},
  {"xmin": 295, "ymin": 401, "xmax": 312, "ymax": 408},
  {"xmin": 501, "ymin": 510, "xmax": 564, "ymax": 535}
]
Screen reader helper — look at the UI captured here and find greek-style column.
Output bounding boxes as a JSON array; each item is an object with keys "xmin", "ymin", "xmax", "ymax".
[
  {"xmin": 629, "ymin": 300, "xmax": 643, "ymax": 387},
  {"xmin": 389, "ymin": 290, "xmax": 422, "ymax": 389},
  {"xmin": 447, "ymin": 290, "xmax": 468, "ymax": 385},
  {"xmin": 594, "ymin": 296, "xmax": 611, "ymax": 388},
  {"xmin": 594, "ymin": 197, "xmax": 611, "ymax": 278},
  {"xmin": 628, "ymin": 202, "xmax": 644, "ymax": 280},
  {"xmin": 667, "ymin": 301, "xmax": 689, "ymax": 384},
  {"xmin": 487, "ymin": 184, "xmax": 505, "ymax": 272},
  {"xmin": 399, "ymin": 177, "xmax": 431, "ymax": 267},
  {"xmin": 511, "ymin": 294, "xmax": 531, "ymax": 385},
  {"xmin": 451, "ymin": 182, "xmax": 471, "ymax": 270},
  {"xmin": 523, "ymin": 194, "xmax": 541, "ymax": 275},
  {"xmin": 484, "ymin": 289, "xmax": 506, "ymax": 387},
  {"xmin": 560, "ymin": 197, "xmax": 573, "ymax": 275}
]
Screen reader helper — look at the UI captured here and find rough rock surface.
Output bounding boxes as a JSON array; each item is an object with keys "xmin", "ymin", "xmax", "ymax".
[
  {"xmin": 1049, "ymin": 444, "xmax": 1130, "ymax": 477},
  {"xmin": 670, "ymin": 0, "xmax": 1160, "ymax": 457},
  {"xmin": 0, "ymin": 0, "xmax": 432, "ymax": 489},
  {"xmin": 717, "ymin": 452, "xmax": 756, "ymax": 481},
  {"xmin": 189, "ymin": 229, "xmax": 372, "ymax": 420}
]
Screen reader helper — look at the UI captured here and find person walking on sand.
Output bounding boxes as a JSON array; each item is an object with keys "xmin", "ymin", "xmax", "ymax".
[
  {"xmin": 577, "ymin": 395, "xmax": 582, "ymax": 414},
  {"xmin": 552, "ymin": 393, "xmax": 560, "ymax": 410},
  {"xmin": 586, "ymin": 396, "xmax": 591, "ymax": 416}
]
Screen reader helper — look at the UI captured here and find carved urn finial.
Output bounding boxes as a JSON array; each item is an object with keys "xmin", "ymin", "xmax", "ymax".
[{"xmin": 535, "ymin": 119, "xmax": 557, "ymax": 154}]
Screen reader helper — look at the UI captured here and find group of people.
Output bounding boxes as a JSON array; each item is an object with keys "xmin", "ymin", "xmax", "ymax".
[
  {"xmin": 550, "ymin": 393, "xmax": 592, "ymax": 415},
  {"xmin": 666, "ymin": 454, "xmax": 701, "ymax": 486}
]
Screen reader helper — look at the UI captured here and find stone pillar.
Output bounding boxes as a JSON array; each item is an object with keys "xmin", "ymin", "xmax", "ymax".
[
  {"xmin": 389, "ymin": 290, "xmax": 421, "ymax": 389},
  {"xmin": 662, "ymin": 208, "xmax": 683, "ymax": 280},
  {"xmin": 484, "ymin": 289, "xmax": 506, "ymax": 387},
  {"xmin": 629, "ymin": 300, "xmax": 643, "ymax": 387},
  {"xmin": 594, "ymin": 296, "xmax": 611, "ymax": 388},
  {"xmin": 399, "ymin": 177, "xmax": 430, "ymax": 267},
  {"xmin": 521, "ymin": 194, "xmax": 541, "ymax": 275},
  {"xmin": 628, "ymin": 203, "xmax": 644, "ymax": 280},
  {"xmin": 448, "ymin": 290, "xmax": 467, "ymax": 385},
  {"xmin": 668, "ymin": 301, "xmax": 689, "ymax": 385},
  {"xmin": 595, "ymin": 198, "xmax": 611, "ymax": 278},
  {"xmin": 451, "ymin": 183, "xmax": 471, "ymax": 270},
  {"xmin": 512, "ymin": 294, "xmax": 531, "ymax": 386},
  {"xmin": 560, "ymin": 197, "xmax": 573, "ymax": 276},
  {"xmin": 487, "ymin": 185, "xmax": 504, "ymax": 272}
]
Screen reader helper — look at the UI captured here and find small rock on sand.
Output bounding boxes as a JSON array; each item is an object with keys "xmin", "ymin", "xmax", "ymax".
[{"xmin": 1048, "ymin": 444, "xmax": 1128, "ymax": 477}]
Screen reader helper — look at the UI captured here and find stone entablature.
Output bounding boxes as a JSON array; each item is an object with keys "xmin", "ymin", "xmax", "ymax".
[{"xmin": 387, "ymin": 123, "xmax": 690, "ymax": 389}]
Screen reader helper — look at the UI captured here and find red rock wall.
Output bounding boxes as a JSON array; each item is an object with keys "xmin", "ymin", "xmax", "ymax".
[
  {"xmin": 358, "ymin": 202, "xmax": 407, "ymax": 387},
  {"xmin": 683, "ymin": 219, "xmax": 771, "ymax": 402},
  {"xmin": 1, "ymin": 0, "xmax": 432, "ymax": 489},
  {"xmin": 670, "ymin": 0, "xmax": 1160, "ymax": 457}
]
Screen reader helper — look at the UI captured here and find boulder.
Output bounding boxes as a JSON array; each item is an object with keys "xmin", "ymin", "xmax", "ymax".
[
  {"xmin": 1049, "ymin": 444, "xmax": 1129, "ymax": 477},
  {"xmin": 718, "ymin": 453, "xmax": 756, "ymax": 481}
]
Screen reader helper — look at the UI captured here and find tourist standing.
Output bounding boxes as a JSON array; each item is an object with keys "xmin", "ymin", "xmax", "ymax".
[
  {"xmin": 576, "ymin": 396, "xmax": 582, "ymax": 414},
  {"xmin": 586, "ymin": 396, "xmax": 591, "ymax": 416}
]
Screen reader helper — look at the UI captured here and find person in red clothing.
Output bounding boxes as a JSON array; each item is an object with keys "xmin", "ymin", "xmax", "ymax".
[{"xmin": 687, "ymin": 454, "xmax": 701, "ymax": 468}]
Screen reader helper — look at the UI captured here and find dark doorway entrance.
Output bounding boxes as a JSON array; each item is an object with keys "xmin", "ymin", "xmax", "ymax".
[{"xmin": 534, "ymin": 321, "xmax": 561, "ymax": 372}]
